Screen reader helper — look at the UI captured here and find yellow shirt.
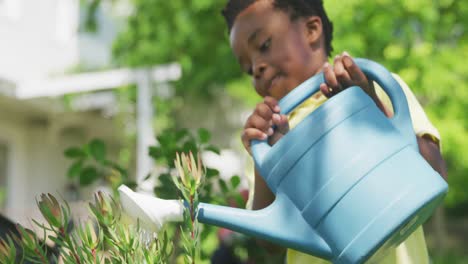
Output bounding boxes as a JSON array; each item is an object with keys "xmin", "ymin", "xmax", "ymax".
[{"xmin": 246, "ymin": 74, "xmax": 440, "ymax": 264}]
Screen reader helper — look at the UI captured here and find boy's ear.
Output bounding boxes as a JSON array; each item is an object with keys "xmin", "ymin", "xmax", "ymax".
[{"xmin": 305, "ymin": 16, "xmax": 323, "ymax": 46}]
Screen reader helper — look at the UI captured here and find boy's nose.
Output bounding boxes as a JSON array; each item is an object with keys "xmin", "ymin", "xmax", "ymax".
[{"xmin": 253, "ymin": 62, "xmax": 266, "ymax": 79}]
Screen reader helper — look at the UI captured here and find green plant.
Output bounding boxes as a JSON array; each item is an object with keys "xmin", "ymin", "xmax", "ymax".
[
  {"xmin": 149, "ymin": 128, "xmax": 244, "ymax": 207},
  {"xmin": 0, "ymin": 235, "xmax": 17, "ymax": 263},
  {"xmin": 0, "ymin": 191, "xmax": 173, "ymax": 264},
  {"xmin": 57, "ymin": 127, "xmax": 275, "ymax": 263},
  {"xmin": 64, "ymin": 138, "xmax": 136, "ymax": 194},
  {"xmin": 3, "ymin": 127, "xmax": 284, "ymax": 263},
  {"xmin": 172, "ymin": 152, "xmax": 204, "ymax": 264},
  {"xmin": 148, "ymin": 128, "xmax": 249, "ymax": 262},
  {"xmin": 0, "ymin": 147, "xmax": 233, "ymax": 263}
]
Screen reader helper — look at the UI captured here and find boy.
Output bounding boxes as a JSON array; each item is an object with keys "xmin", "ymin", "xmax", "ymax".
[{"xmin": 221, "ymin": 0, "xmax": 447, "ymax": 263}]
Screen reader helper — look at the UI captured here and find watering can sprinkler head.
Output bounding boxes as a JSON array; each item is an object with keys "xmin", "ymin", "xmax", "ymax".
[{"xmin": 118, "ymin": 185, "xmax": 184, "ymax": 232}]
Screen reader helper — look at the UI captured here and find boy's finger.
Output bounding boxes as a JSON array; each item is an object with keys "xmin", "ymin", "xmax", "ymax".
[
  {"xmin": 334, "ymin": 55, "xmax": 352, "ymax": 88},
  {"xmin": 242, "ymin": 128, "xmax": 268, "ymax": 141},
  {"xmin": 254, "ymin": 103, "xmax": 274, "ymax": 120},
  {"xmin": 264, "ymin": 96, "xmax": 280, "ymax": 113},
  {"xmin": 241, "ymin": 128, "xmax": 268, "ymax": 155},
  {"xmin": 320, "ymin": 83, "xmax": 332, "ymax": 98},
  {"xmin": 273, "ymin": 114, "xmax": 289, "ymax": 135},
  {"xmin": 246, "ymin": 114, "xmax": 272, "ymax": 133},
  {"xmin": 272, "ymin": 113, "xmax": 288, "ymax": 128},
  {"xmin": 323, "ymin": 62, "xmax": 340, "ymax": 91},
  {"xmin": 342, "ymin": 54, "xmax": 367, "ymax": 85}
]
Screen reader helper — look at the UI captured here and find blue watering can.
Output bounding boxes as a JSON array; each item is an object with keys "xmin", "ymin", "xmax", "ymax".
[{"xmin": 196, "ymin": 58, "xmax": 448, "ymax": 263}]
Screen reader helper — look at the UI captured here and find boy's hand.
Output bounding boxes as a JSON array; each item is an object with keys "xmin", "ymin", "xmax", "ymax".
[
  {"xmin": 320, "ymin": 51, "xmax": 377, "ymax": 100},
  {"xmin": 242, "ymin": 96, "xmax": 289, "ymax": 155}
]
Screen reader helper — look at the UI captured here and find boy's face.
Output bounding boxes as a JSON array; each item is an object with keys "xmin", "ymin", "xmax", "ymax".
[{"xmin": 229, "ymin": 0, "xmax": 325, "ymax": 100}]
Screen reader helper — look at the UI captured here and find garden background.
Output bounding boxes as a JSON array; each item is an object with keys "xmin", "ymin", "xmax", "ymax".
[{"xmin": 0, "ymin": 0, "xmax": 466, "ymax": 263}]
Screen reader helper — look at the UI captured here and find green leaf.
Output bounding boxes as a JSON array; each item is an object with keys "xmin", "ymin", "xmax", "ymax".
[
  {"xmin": 64, "ymin": 147, "xmax": 86, "ymax": 158},
  {"xmin": 197, "ymin": 128, "xmax": 211, "ymax": 144},
  {"xmin": 123, "ymin": 180, "xmax": 138, "ymax": 190},
  {"xmin": 175, "ymin": 129, "xmax": 190, "ymax": 141},
  {"xmin": 154, "ymin": 176, "xmax": 178, "ymax": 199},
  {"xmin": 89, "ymin": 139, "xmax": 106, "ymax": 162},
  {"xmin": 148, "ymin": 146, "xmax": 163, "ymax": 160},
  {"xmin": 183, "ymin": 141, "xmax": 197, "ymax": 153},
  {"xmin": 109, "ymin": 162, "xmax": 128, "ymax": 178},
  {"xmin": 156, "ymin": 131, "xmax": 174, "ymax": 147},
  {"xmin": 218, "ymin": 179, "xmax": 228, "ymax": 193},
  {"xmin": 67, "ymin": 160, "xmax": 83, "ymax": 178},
  {"xmin": 37, "ymin": 201, "xmax": 60, "ymax": 228},
  {"xmin": 143, "ymin": 173, "xmax": 152, "ymax": 181},
  {"xmin": 80, "ymin": 167, "xmax": 99, "ymax": 186},
  {"xmin": 205, "ymin": 168, "xmax": 219, "ymax": 179},
  {"xmin": 230, "ymin": 175, "xmax": 241, "ymax": 189},
  {"xmin": 205, "ymin": 145, "xmax": 220, "ymax": 155},
  {"xmin": 233, "ymin": 193, "xmax": 246, "ymax": 208}
]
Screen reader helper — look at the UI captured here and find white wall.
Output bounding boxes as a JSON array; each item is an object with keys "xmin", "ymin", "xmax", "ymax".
[
  {"xmin": 0, "ymin": 98, "xmax": 122, "ymax": 221},
  {"xmin": 0, "ymin": 108, "xmax": 29, "ymax": 216},
  {"xmin": 23, "ymin": 118, "xmax": 69, "ymax": 207},
  {"xmin": 0, "ymin": 0, "xmax": 79, "ymax": 81},
  {"xmin": 0, "ymin": 0, "xmax": 120, "ymax": 82}
]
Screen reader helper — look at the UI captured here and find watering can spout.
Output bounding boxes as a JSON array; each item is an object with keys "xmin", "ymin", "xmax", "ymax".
[
  {"xmin": 118, "ymin": 185, "xmax": 184, "ymax": 232},
  {"xmin": 197, "ymin": 193, "xmax": 333, "ymax": 259},
  {"xmin": 118, "ymin": 184, "xmax": 332, "ymax": 259}
]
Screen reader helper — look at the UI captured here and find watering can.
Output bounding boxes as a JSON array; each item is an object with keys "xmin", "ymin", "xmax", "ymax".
[{"xmin": 119, "ymin": 59, "xmax": 448, "ymax": 264}]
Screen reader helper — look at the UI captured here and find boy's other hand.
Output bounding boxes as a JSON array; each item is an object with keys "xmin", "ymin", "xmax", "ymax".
[
  {"xmin": 242, "ymin": 96, "xmax": 289, "ymax": 155},
  {"xmin": 320, "ymin": 51, "xmax": 377, "ymax": 100}
]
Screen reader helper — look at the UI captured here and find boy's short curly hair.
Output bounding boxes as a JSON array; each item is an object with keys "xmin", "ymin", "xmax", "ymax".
[{"xmin": 222, "ymin": 0, "xmax": 334, "ymax": 57}]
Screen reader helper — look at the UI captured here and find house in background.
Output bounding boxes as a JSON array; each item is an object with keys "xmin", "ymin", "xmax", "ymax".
[
  {"xmin": 0, "ymin": 0, "xmax": 173, "ymax": 223},
  {"xmin": 0, "ymin": 0, "xmax": 248, "ymax": 227}
]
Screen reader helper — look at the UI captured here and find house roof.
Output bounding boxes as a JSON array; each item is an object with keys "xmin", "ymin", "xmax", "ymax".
[
  {"xmin": 1, "ymin": 63, "xmax": 181, "ymax": 99},
  {"xmin": 0, "ymin": 63, "xmax": 181, "ymax": 115}
]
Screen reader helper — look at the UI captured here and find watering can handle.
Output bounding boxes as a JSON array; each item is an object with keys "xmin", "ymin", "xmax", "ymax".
[{"xmin": 251, "ymin": 58, "xmax": 414, "ymax": 167}]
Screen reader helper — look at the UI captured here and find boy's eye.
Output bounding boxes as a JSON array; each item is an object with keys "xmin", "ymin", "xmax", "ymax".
[{"xmin": 259, "ymin": 38, "xmax": 271, "ymax": 52}]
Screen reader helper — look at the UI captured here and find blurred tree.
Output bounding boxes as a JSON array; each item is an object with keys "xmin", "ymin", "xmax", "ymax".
[
  {"xmin": 111, "ymin": 0, "xmax": 245, "ymax": 100},
  {"xmin": 324, "ymin": 0, "xmax": 467, "ymax": 211}
]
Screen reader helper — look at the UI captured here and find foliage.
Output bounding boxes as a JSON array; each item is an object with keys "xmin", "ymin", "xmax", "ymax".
[
  {"xmin": 112, "ymin": 0, "xmax": 243, "ymax": 99},
  {"xmin": 322, "ymin": 0, "xmax": 468, "ymax": 209},
  {"xmin": 149, "ymin": 128, "xmax": 244, "ymax": 207},
  {"xmin": 64, "ymin": 138, "xmax": 136, "ymax": 193},
  {"xmin": 148, "ymin": 128, "xmax": 253, "ymax": 262},
  {"xmin": 3, "ymin": 130, "xmax": 275, "ymax": 263},
  {"xmin": 173, "ymin": 152, "xmax": 203, "ymax": 264},
  {"xmin": 0, "ymin": 191, "xmax": 173, "ymax": 263}
]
